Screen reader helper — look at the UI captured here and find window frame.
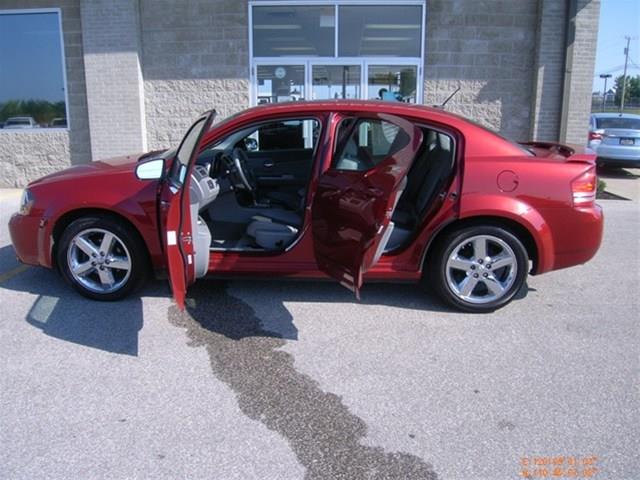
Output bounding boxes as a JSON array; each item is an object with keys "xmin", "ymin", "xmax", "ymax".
[
  {"xmin": 248, "ymin": 0, "xmax": 426, "ymax": 106},
  {"xmin": 0, "ymin": 8, "xmax": 70, "ymax": 132}
]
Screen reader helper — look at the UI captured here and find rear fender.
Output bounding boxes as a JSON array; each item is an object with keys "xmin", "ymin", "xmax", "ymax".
[{"xmin": 459, "ymin": 193, "xmax": 554, "ymax": 273}]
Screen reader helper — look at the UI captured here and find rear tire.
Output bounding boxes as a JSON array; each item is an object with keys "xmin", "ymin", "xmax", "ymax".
[
  {"xmin": 426, "ymin": 225, "xmax": 528, "ymax": 313},
  {"xmin": 57, "ymin": 215, "xmax": 148, "ymax": 301}
]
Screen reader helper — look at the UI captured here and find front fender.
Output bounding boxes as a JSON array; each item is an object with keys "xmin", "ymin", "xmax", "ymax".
[
  {"xmin": 459, "ymin": 193, "xmax": 555, "ymax": 274},
  {"xmin": 36, "ymin": 181, "xmax": 161, "ymax": 269}
]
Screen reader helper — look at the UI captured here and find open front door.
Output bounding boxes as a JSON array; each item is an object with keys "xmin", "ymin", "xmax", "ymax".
[
  {"xmin": 312, "ymin": 113, "xmax": 423, "ymax": 298},
  {"xmin": 163, "ymin": 111, "xmax": 215, "ymax": 309}
]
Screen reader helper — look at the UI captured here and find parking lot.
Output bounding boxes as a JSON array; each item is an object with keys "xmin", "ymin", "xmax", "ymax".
[{"xmin": 0, "ymin": 172, "xmax": 638, "ymax": 480}]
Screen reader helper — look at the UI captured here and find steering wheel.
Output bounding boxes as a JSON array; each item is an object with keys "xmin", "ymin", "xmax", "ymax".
[{"xmin": 223, "ymin": 147, "xmax": 257, "ymax": 192}]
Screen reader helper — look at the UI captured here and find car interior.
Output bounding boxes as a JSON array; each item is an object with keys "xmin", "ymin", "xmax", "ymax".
[{"xmin": 186, "ymin": 116, "xmax": 455, "ymax": 256}]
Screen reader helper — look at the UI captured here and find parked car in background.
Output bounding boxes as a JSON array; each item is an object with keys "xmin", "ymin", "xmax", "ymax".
[
  {"xmin": 49, "ymin": 117, "xmax": 67, "ymax": 128},
  {"xmin": 588, "ymin": 113, "xmax": 640, "ymax": 168},
  {"xmin": 3, "ymin": 116, "xmax": 39, "ymax": 129},
  {"xmin": 9, "ymin": 101, "xmax": 604, "ymax": 313}
]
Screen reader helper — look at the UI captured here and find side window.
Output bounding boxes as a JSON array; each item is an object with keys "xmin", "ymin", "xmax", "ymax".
[
  {"xmin": 243, "ymin": 119, "xmax": 319, "ymax": 152},
  {"xmin": 333, "ymin": 118, "xmax": 410, "ymax": 171}
]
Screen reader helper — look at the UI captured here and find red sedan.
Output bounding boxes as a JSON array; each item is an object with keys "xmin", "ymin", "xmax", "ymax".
[{"xmin": 9, "ymin": 101, "xmax": 603, "ymax": 313}]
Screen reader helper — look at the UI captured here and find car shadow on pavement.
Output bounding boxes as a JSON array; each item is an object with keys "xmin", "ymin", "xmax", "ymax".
[
  {"xmin": 0, "ymin": 244, "xmax": 168, "ymax": 356},
  {"xmin": 597, "ymin": 166, "xmax": 640, "ymax": 179}
]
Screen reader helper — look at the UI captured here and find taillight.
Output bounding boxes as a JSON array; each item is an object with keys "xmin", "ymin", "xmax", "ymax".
[
  {"xmin": 588, "ymin": 130, "xmax": 603, "ymax": 141},
  {"xmin": 571, "ymin": 168, "xmax": 597, "ymax": 206}
]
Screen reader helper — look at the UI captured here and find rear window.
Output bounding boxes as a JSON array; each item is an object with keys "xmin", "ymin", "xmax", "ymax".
[{"xmin": 595, "ymin": 117, "xmax": 640, "ymax": 130}]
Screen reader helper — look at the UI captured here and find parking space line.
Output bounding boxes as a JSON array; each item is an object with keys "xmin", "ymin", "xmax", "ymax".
[{"xmin": 0, "ymin": 264, "xmax": 31, "ymax": 284}]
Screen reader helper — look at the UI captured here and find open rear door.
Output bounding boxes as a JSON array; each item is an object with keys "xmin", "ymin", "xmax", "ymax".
[
  {"xmin": 311, "ymin": 113, "xmax": 423, "ymax": 298},
  {"xmin": 163, "ymin": 111, "xmax": 215, "ymax": 309}
]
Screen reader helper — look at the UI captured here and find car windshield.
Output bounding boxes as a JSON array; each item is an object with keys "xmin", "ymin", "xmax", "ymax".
[
  {"xmin": 7, "ymin": 119, "xmax": 29, "ymax": 125},
  {"xmin": 595, "ymin": 117, "xmax": 640, "ymax": 130}
]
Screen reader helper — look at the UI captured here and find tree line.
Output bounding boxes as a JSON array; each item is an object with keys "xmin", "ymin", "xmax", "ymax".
[
  {"xmin": 0, "ymin": 99, "xmax": 66, "ymax": 125},
  {"xmin": 613, "ymin": 75, "xmax": 640, "ymax": 106}
]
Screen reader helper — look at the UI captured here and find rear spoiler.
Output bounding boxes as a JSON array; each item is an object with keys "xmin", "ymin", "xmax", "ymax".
[{"xmin": 519, "ymin": 141, "xmax": 596, "ymax": 164}]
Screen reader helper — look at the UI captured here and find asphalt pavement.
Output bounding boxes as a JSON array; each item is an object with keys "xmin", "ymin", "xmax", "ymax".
[{"xmin": 0, "ymin": 179, "xmax": 638, "ymax": 479}]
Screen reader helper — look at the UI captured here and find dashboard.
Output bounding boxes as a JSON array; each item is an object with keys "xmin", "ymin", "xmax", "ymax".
[{"xmin": 189, "ymin": 164, "xmax": 219, "ymax": 210}]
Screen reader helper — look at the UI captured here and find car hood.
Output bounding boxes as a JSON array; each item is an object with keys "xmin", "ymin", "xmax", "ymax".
[{"xmin": 29, "ymin": 151, "xmax": 165, "ymax": 187}]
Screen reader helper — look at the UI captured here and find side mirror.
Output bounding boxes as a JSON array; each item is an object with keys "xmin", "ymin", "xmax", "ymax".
[{"xmin": 135, "ymin": 158, "xmax": 165, "ymax": 180}]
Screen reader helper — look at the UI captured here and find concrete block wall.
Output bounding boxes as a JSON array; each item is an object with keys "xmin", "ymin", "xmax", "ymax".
[
  {"xmin": 0, "ymin": 0, "xmax": 91, "ymax": 187},
  {"xmin": 560, "ymin": 0, "xmax": 600, "ymax": 145},
  {"xmin": 80, "ymin": 0, "xmax": 147, "ymax": 160},
  {"xmin": 140, "ymin": 0, "xmax": 249, "ymax": 151},
  {"xmin": 424, "ymin": 0, "xmax": 540, "ymax": 141},
  {"xmin": 530, "ymin": 0, "xmax": 567, "ymax": 141}
]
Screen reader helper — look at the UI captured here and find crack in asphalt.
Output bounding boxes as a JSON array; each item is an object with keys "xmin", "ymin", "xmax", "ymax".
[{"xmin": 168, "ymin": 282, "xmax": 438, "ymax": 480}]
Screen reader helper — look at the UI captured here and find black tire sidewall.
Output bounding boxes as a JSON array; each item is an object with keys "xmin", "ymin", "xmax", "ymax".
[
  {"xmin": 57, "ymin": 216, "xmax": 148, "ymax": 301},
  {"xmin": 428, "ymin": 225, "xmax": 529, "ymax": 313}
]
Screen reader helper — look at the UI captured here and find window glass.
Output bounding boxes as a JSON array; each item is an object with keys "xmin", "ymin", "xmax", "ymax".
[
  {"xmin": 213, "ymin": 119, "xmax": 320, "ymax": 153},
  {"xmin": 368, "ymin": 65, "xmax": 418, "ymax": 103},
  {"xmin": 247, "ymin": 119, "xmax": 319, "ymax": 151},
  {"xmin": 595, "ymin": 117, "xmax": 640, "ymax": 130},
  {"xmin": 171, "ymin": 117, "xmax": 208, "ymax": 186},
  {"xmin": 338, "ymin": 5, "xmax": 422, "ymax": 57},
  {"xmin": 333, "ymin": 118, "xmax": 409, "ymax": 171},
  {"xmin": 311, "ymin": 65, "xmax": 361, "ymax": 100},
  {"xmin": 0, "ymin": 11, "xmax": 67, "ymax": 130},
  {"xmin": 252, "ymin": 6, "xmax": 335, "ymax": 57},
  {"xmin": 257, "ymin": 65, "xmax": 305, "ymax": 104}
]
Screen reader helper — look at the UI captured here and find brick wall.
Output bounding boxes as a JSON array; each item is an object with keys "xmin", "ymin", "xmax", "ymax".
[
  {"xmin": 0, "ymin": 0, "xmax": 90, "ymax": 188},
  {"xmin": 140, "ymin": 0, "xmax": 249, "ymax": 151},
  {"xmin": 424, "ymin": 0, "xmax": 539, "ymax": 141}
]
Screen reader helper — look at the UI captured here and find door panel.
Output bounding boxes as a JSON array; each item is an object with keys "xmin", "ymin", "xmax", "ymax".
[
  {"xmin": 164, "ymin": 111, "xmax": 215, "ymax": 309},
  {"xmin": 311, "ymin": 113, "xmax": 423, "ymax": 298}
]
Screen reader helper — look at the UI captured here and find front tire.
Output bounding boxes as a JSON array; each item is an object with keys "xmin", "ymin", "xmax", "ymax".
[
  {"xmin": 57, "ymin": 215, "xmax": 148, "ymax": 301},
  {"xmin": 426, "ymin": 225, "xmax": 529, "ymax": 313}
]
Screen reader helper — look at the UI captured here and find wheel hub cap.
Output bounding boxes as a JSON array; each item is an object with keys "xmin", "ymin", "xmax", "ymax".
[
  {"xmin": 445, "ymin": 234, "xmax": 518, "ymax": 305},
  {"xmin": 67, "ymin": 228, "xmax": 132, "ymax": 294}
]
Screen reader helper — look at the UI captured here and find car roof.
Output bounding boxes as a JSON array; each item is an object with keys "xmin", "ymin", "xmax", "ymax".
[
  {"xmin": 233, "ymin": 99, "xmax": 466, "ymax": 123},
  {"xmin": 7, "ymin": 116, "xmax": 34, "ymax": 121},
  {"xmin": 591, "ymin": 112, "xmax": 640, "ymax": 119}
]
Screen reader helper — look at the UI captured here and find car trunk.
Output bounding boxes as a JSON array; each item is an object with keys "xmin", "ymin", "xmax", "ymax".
[{"xmin": 597, "ymin": 128, "xmax": 640, "ymax": 146}]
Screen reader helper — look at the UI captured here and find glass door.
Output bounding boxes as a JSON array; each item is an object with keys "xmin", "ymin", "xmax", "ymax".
[
  {"xmin": 255, "ymin": 64, "xmax": 306, "ymax": 104},
  {"xmin": 366, "ymin": 64, "xmax": 419, "ymax": 103},
  {"xmin": 310, "ymin": 64, "xmax": 362, "ymax": 100},
  {"xmin": 252, "ymin": 61, "xmax": 421, "ymax": 105}
]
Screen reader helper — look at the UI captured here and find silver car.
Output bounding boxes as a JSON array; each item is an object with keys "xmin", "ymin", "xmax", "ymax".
[{"xmin": 588, "ymin": 113, "xmax": 640, "ymax": 168}]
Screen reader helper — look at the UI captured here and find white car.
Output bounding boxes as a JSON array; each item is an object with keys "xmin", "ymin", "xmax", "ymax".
[
  {"xmin": 3, "ymin": 116, "xmax": 39, "ymax": 129},
  {"xmin": 588, "ymin": 113, "xmax": 640, "ymax": 168}
]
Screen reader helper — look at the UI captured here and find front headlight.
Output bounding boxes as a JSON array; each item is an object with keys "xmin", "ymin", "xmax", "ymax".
[{"xmin": 19, "ymin": 189, "xmax": 35, "ymax": 215}]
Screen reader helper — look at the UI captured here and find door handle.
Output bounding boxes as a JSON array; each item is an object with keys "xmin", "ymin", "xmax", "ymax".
[{"xmin": 263, "ymin": 161, "xmax": 274, "ymax": 168}]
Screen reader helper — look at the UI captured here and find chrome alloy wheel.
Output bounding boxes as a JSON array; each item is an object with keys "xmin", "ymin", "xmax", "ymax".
[
  {"xmin": 445, "ymin": 234, "xmax": 518, "ymax": 305},
  {"xmin": 66, "ymin": 228, "xmax": 132, "ymax": 294}
]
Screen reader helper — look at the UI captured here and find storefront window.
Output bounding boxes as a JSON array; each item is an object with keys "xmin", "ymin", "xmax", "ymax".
[
  {"xmin": 311, "ymin": 65, "xmax": 361, "ymax": 100},
  {"xmin": 338, "ymin": 5, "xmax": 422, "ymax": 57},
  {"xmin": 250, "ymin": 2, "xmax": 424, "ymax": 105},
  {"xmin": 257, "ymin": 65, "xmax": 306, "ymax": 104},
  {"xmin": 367, "ymin": 65, "xmax": 418, "ymax": 103},
  {"xmin": 0, "ymin": 10, "xmax": 68, "ymax": 130},
  {"xmin": 252, "ymin": 6, "xmax": 335, "ymax": 57}
]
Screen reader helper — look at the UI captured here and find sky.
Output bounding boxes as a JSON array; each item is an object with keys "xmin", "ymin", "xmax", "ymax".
[
  {"xmin": 0, "ymin": 11, "xmax": 65, "ymax": 103},
  {"xmin": 592, "ymin": 0, "xmax": 640, "ymax": 92}
]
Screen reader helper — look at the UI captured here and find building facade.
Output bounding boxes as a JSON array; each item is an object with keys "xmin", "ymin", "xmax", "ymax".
[{"xmin": 0, "ymin": 0, "xmax": 600, "ymax": 187}]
